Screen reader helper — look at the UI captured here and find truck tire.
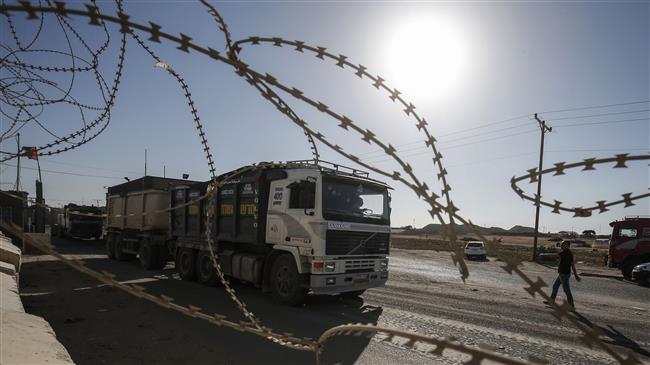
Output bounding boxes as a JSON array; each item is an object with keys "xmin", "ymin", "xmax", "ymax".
[
  {"xmin": 176, "ymin": 248, "xmax": 197, "ymax": 281},
  {"xmin": 270, "ymin": 254, "xmax": 307, "ymax": 305},
  {"xmin": 622, "ymin": 258, "xmax": 642, "ymax": 279},
  {"xmin": 195, "ymin": 251, "xmax": 218, "ymax": 286},
  {"xmin": 106, "ymin": 234, "xmax": 116, "ymax": 260},
  {"xmin": 115, "ymin": 239, "xmax": 136, "ymax": 261},
  {"xmin": 340, "ymin": 289, "xmax": 366, "ymax": 299},
  {"xmin": 139, "ymin": 242, "xmax": 164, "ymax": 270}
]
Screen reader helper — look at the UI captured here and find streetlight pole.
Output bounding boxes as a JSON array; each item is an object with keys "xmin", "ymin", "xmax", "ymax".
[{"xmin": 532, "ymin": 113, "xmax": 552, "ymax": 261}]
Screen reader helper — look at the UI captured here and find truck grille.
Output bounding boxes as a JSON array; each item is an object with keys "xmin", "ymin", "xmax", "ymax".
[
  {"xmin": 326, "ymin": 230, "xmax": 389, "ymax": 255},
  {"xmin": 345, "ymin": 259, "xmax": 376, "ymax": 273}
]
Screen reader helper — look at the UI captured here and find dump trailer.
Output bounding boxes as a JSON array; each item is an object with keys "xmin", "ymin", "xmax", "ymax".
[
  {"xmin": 53, "ymin": 204, "xmax": 103, "ymax": 240},
  {"xmin": 105, "ymin": 161, "xmax": 391, "ymax": 305},
  {"xmin": 105, "ymin": 176, "xmax": 198, "ymax": 264}
]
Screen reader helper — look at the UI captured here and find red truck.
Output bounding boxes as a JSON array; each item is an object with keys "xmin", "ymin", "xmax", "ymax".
[{"xmin": 607, "ymin": 217, "xmax": 650, "ymax": 278}]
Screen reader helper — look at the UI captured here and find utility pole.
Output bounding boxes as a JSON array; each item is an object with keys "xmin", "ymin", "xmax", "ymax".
[
  {"xmin": 15, "ymin": 133, "xmax": 20, "ymax": 190},
  {"xmin": 144, "ymin": 149, "xmax": 147, "ymax": 176},
  {"xmin": 532, "ymin": 113, "xmax": 552, "ymax": 261}
]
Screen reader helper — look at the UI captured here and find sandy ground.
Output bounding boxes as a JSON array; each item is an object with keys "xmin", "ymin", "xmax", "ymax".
[
  {"xmin": 19, "ymin": 238, "xmax": 650, "ymax": 365},
  {"xmin": 392, "ymin": 234, "xmax": 610, "ymax": 266}
]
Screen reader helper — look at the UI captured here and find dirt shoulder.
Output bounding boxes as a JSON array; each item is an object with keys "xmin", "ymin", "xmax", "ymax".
[{"xmin": 392, "ymin": 235, "xmax": 609, "ymax": 267}]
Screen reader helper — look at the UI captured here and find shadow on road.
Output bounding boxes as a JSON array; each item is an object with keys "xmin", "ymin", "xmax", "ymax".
[
  {"xmin": 20, "ymin": 238, "xmax": 383, "ymax": 364},
  {"xmin": 572, "ymin": 312, "xmax": 650, "ymax": 359}
]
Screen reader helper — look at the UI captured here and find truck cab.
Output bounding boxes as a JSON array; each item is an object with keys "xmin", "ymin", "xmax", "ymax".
[
  {"xmin": 607, "ymin": 217, "xmax": 650, "ymax": 278},
  {"xmin": 265, "ymin": 165, "xmax": 390, "ymax": 296},
  {"xmin": 53, "ymin": 204, "xmax": 103, "ymax": 240}
]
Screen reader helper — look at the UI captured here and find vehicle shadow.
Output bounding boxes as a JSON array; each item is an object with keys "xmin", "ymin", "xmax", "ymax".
[
  {"xmin": 571, "ymin": 311, "xmax": 650, "ymax": 359},
  {"xmin": 21, "ymin": 241, "xmax": 383, "ymax": 365}
]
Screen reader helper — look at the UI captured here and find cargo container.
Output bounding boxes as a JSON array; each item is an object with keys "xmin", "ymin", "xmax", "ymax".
[
  {"xmin": 52, "ymin": 204, "xmax": 103, "ymax": 240},
  {"xmin": 105, "ymin": 161, "xmax": 391, "ymax": 305},
  {"xmin": 105, "ymin": 176, "xmax": 197, "ymax": 265}
]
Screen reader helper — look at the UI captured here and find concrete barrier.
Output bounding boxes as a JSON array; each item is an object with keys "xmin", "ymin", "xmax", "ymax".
[
  {"xmin": 0, "ymin": 234, "xmax": 21, "ymax": 272},
  {"xmin": 0, "ymin": 234, "xmax": 74, "ymax": 365},
  {"xmin": 536, "ymin": 253, "xmax": 559, "ymax": 265}
]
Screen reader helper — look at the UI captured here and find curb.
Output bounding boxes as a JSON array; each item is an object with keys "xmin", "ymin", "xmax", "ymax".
[{"xmin": 0, "ymin": 233, "xmax": 74, "ymax": 365}]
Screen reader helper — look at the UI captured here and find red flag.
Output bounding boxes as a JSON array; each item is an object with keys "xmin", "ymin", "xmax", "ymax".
[{"xmin": 21, "ymin": 147, "xmax": 38, "ymax": 160}]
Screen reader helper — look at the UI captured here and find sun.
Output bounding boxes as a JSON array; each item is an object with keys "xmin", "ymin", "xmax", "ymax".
[{"xmin": 385, "ymin": 17, "xmax": 467, "ymax": 101}]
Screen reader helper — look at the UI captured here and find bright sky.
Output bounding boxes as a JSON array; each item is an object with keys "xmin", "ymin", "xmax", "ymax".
[{"xmin": 1, "ymin": 1, "xmax": 648, "ymax": 235}]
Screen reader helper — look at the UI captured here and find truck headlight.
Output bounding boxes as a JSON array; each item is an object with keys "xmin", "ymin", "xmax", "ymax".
[
  {"xmin": 325, "ymin": 262, "xmax": 336, "ymax": 272},
  {"xmin": 379, "ymin": 259, "xmax": 388, "ymax": 271}
]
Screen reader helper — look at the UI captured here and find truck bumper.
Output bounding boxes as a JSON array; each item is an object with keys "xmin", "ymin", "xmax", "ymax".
[{"xmin": 310, "ymin": 271, "xmax": 388, "ymax": 295}]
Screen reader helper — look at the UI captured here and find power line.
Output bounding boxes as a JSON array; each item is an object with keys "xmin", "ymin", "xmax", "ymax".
[
  {"xmin": 357, "ymin": 115, "xmax": 649, "ymax": 163},
  {"xmin": 553, "ymin": 117, "xmax": 649, "ymax": 128},
  {"xmin": 353, "ymin": 100, "xmax": 649, "ymax": 160},
  {"xmin": 547, "ymin": 109, "xmax": 649, "ymax": 122},
  {"xmin": 362, "ymin": 129, "xmax": 539, "ymax": 164},
  {"xmin": 1, "ymin": 163, "xmax": 124, "ymax": 179},
  {"xmin": 355, "ymin": 119, "xmax": 532, "ymax": 159},
  {"xmin": 38, "ymin": 158, "xmax": 140, "ymax": 175},
  {"xmin": 539, "ymin": 100, "xmax": 649, "ymax": 115},
  {"xmin": 436, "ymin": 113, "xmax": 532, "ymax": 138}
]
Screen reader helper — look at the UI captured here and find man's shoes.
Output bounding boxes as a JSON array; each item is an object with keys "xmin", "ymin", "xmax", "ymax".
[{"xmin": 543, "ymin": 300, "xmax": 555, "ymax": 306}]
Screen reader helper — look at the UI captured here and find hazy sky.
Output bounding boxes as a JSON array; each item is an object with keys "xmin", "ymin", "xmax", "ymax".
[{"xmin": 1, "ymin": 1, "xmax": 648, "ymax": 234}]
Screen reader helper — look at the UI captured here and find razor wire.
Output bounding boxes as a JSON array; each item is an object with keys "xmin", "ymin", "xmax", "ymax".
[
  {"xmin": 0, "ymin": 2, "xmax": 646, "ymax": 365},
  {"xmin": 510, "ymin": 154, "xmax": 650, "ymax": 217},
  {"xmin": 0, "ymin": 0, "xmax": 125, "ymax": 161}
]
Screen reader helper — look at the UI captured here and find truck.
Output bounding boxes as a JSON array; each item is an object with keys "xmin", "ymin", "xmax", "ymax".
[
  {"xmin": 52, "ymin": 204, "xmax": 103, "ymax": 240},
  {"xmin": 104, "ymin": 161, "xmax": 391, "ymax": 304},
  {"xmin": 607, "ymin": 216, "xmax": 650, "ymax": 278}
]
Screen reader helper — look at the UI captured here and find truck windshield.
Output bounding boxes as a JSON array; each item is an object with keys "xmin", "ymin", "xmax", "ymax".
[{"xmin": 322, "ymin": 176, "xmax": 389, "ymax": 224}]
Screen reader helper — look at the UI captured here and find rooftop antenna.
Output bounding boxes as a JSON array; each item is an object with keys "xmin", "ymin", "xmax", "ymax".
[{"xmin": 144, "ymin": 149, "xmax": 147, "ymax": 176}]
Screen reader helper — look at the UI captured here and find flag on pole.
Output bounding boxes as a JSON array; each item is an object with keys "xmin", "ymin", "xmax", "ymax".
[{"xmin": 21, "ymin": 146, "xmax": 38, "ymax": 160}]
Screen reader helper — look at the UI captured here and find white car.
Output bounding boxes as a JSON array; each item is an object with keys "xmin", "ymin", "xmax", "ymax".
[
  {"xmin": 631, "ymin": 262, "xmax": 650, "ymax": 286},
  {"xmin": 464, "ymin": 241, "xmax": 487, "ymax": 260}
]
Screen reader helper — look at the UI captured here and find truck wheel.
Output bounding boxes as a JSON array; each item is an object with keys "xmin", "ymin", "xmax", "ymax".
[
  {"xmin": 622, "ymin": 258, "xmax": 642, "ymax": 279},
  {"xmin": 196, "ymin": 251, "xmax": 218, "ymax": 286},
  {"xmin": 270, "ymin": 254, "xmax": 307, "ymax": 305},
  {"xmin": 176, "ymin": 248, "xmax": 197, "ymax": 281},
  {"xmin": 340, "ymin": 289, "xmax": 366, "ymax": 299},
  {"xmin": 139, "ymin": 242, "xmax": 163, "ymax": 270},
  {"xmin": 106, "ymin": 234, "xmax": 116, "ymax": 260}
]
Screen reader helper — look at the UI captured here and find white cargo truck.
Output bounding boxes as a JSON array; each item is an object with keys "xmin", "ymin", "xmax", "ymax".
[{"xmin": 105, "ymin": 161, "xmax": 391, "ymax": 305}]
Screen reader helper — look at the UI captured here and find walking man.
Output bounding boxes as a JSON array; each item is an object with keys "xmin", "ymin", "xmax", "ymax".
[{"xmin": 546, "ymin": 241, "xmax": 581, "ymax": 309}]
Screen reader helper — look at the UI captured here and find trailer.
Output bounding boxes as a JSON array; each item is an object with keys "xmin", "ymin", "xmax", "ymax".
[
  {"xmin": 105, "ymin": 176, "xmax": 197, "ymax": 266},
  {"xmin": 52, "ymin": 204, "xmax": 103, "ymax": 240},
  {"xmin": 105, "ymin": 161, "xmax": 391, "ymax": 305}
]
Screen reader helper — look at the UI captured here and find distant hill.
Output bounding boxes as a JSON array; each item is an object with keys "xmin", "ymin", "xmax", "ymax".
[
  {"xmin": 508, "ymin": 225, "xmax": 536, "ymax": 234},
  {"xmin": 404, "ymin": 223, "xmax": 536, "ymax": 236}
]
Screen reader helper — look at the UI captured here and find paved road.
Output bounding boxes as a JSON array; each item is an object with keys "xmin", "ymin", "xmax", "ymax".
[{"xmin": 19, "ymin": 238, "xmax": 650, "ymax": 365}]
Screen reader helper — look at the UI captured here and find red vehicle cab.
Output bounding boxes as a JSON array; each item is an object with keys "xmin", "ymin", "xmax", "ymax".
[{"xmin": 608, "ymin": 217, "xmax": 650, "ymax": 278}]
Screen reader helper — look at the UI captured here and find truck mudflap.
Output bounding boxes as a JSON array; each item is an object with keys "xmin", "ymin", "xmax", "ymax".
[{"xmin": 310, "ymin": 271, "xmax": 388, "ymax": 295}]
